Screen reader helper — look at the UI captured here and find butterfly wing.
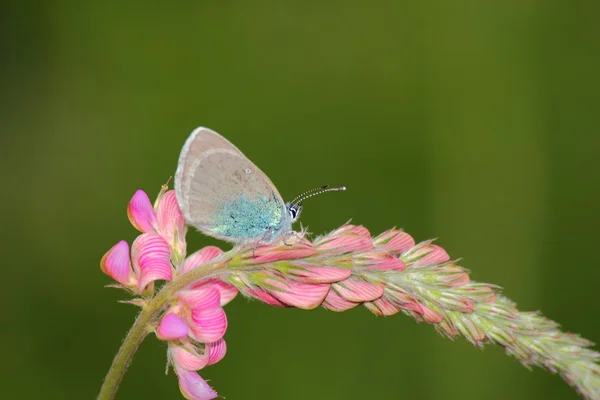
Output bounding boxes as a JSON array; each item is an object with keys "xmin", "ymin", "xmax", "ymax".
[{"xmin": 175, "ymin": 127, "xmax": 290, "ymax": 244}]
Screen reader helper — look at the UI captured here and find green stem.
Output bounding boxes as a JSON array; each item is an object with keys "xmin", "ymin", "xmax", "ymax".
[{"xmin": 97, "ymin": 260, "xmax": 229, "ymax": 400}]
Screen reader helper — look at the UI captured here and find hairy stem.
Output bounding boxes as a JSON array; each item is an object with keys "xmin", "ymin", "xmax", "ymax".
[{"xmin": 97, "ymin": 260, "xmax": 229, "ymax": 400}]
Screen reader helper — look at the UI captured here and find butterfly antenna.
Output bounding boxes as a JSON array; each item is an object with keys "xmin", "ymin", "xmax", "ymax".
[
  {"xmin": 291, "ymin": 185, "xmax": 346, "ymax": 206},
  {"xmin": 290, "ymin": 185, "xmax": 329, "ymax": 205}
]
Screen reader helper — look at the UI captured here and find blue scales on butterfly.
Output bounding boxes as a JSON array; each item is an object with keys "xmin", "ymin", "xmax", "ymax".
[{"xmin": 212, "ymin": 194, "xmax": 285, "ymax": 242}]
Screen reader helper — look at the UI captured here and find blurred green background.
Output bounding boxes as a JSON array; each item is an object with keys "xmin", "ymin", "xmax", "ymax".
[{"xmin": 2, "ymin": 1, "xmax": 599, "ymax": 399}]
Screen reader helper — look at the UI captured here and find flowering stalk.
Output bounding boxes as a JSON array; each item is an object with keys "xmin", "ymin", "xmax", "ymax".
[{"xmin": 99, "ymin": 188, "xmax": 600, "ymax": 400}]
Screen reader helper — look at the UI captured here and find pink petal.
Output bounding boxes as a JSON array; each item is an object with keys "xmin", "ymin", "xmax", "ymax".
[
  {"xmin": 212, "ymin": 281, "xmax": 238, "ymax": 306},
  {"xmin": 245, "ymin": 288, "xmax": 287, "ymax": 307},
  {"xmin": 330, "ymin": 224, "xmax": 372, "ymax": 238},
  {"xmin": 365, "ymin": 297, "xmax": 401, "ymax": 316},
  {"xmin": 170, "ymin": 343, "xmax": 209, "ymax": 371},
  {"xmin": 448, "ymin": 273, "xmax": 470, "ymax": 287},
  {"xmin": 157, "ymin": 312, "xmax": 189, "ymax": 341},
  {"xmin": 399, "ymin": 301, "xmax": 424, "ymax": 314},
  {"xmin": 410, "ymin": 244, "xmax": 450, "ymax": 267},
  {"xmin": 207, "ymin": 339, "xmax": 227, "ymax": 365},
  {"xmin": 127, "ymin": 190, "xmax": 158, "ymax": 233},
  {"xmin": 322, "ymin": 289, "xmax": 360, "ymax": 312},
  {"xmin": 192, "ymin": 279, "xmax": 238, "ymax": 306},
  {"xmin": 359, "ymin": 253, "xmax": 406, "ymax": 271},
  {"xmin": 182, "ymin": 246, "xmax": 224, "ymax": 274},
  {"xmin": 178, "ymin": 287, "xmax": 221, "ymax": 311},
  {"xmin": 156, "ymin": 190, "xmax": 188, "ymax": 252},
  {"xmin": 289, "ymin": 265, "xmax": 352, "ymax": 283},
  {"xmin": 458, "ymin": 301, "xmax": 475, "ymax": 313},
  {"xmin": 190, "ymin": 307, "xmax": 228, "ymax": 342},
  {"xmin": 373, "ymin": 229, "xmax": 415, "ymax": 254},
  {"xmin": 269, "ymin": 282, "xmax": 331, "ymax": 310},
  {"xmin": 132, "ymin": 233, "xmax": 173, "ymax": 291},
  {"xmin": 433, "ymin": 264, "xmax": 471, "ymax": 287},
  {"xmin": 316, "ymin": 234, "xmax": 374, "ymax": 254},
  {"xmin": 175, "ymin": 365, "xmax": 218, "ymax": 400},
  {"xmin": 397, "ymin": 300, "xmax": 442, "ymax": 322},
  {"xmin": 100, "ymin": 240, "xmax": 133, "ymax": 285},
  {"xmin": 455, "ymin": 318, "xmax": 486, "ymax": 342},
  {"xmin": 252, "ymin": 243, "xmax": 318, "ymax": 263},
  {"xmin": 438, "ymin": 320, "xmax": 459, "ymax": 337},
  {"xmin": 332, "ymin": 279, "xmax": 384, "ymax": 302},
  {"xmin": 420, "ymin": 304, "xmax": 444, "ymax": 323},
  {"xmin": 365, "ymin": 258, "xmax": 406, "ymax": 271}
]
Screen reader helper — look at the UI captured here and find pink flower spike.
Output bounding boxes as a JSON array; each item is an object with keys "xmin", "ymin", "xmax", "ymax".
[
  {"xmin": 175, "ymin": 365, "xmax": 218, "ymax": 400},
  {"xmin": 190, "ymin": 307, "xmax": 228, "ymax": 343},
  {"xmin": 207, "ymin": 339, "xmax": 227, "ymax": 365},
  {"xmin": 156, "ymin": 190, "xmax": 187, "ymax": 252},
  {"xmin": 373, "ymin": 229, "xmax": 416, "ymax": 254},
  {"xmin": 131, "ymin": 233, "xmax": 173, "ymax": 292},
  {"xmin": 411, "ymin": 244, "xmax": 451, "ymax": 267},
  {"xmin": 100, "ymin": 240, "xmax": 133, "ymax": 285},
  {"xmin": 322, "ymin": 289, "xmax": 360, "ymax": 312},
  {"xmin": 332, "ymin": 279, "xmax": 384, "ymax": 302},
  {"xmin": 157, "ymin": 312, "xmax": 189, "ymax": 341},
  {"xmin": 289, "ymin": 265, "xmax": 352, "ymax": 283},
  {"xmin": 252, "ymin": 243, "xmax": 318, "ymax": 263},
  {"xmin": 127, "ymin": 190, "xmax": 158, "ymax": 233},
  {"xmin": 170, "ymin": 343, "xmax": 209, "ymax": 371},
  {"xmin": 269, "ymin": 282, "xmax": 331, "ymax": 310},
  {"xmin": 182, "ymin": 247, "xmax": 224, "ymax": 274}
]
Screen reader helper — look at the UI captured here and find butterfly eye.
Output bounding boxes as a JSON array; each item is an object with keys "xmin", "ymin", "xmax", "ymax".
[{"xmin": 288, "ymin": 205, "xmax": 301, "ymax": 222}]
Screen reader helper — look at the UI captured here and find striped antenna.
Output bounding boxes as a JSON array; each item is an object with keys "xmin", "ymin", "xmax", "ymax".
[{"xmin": 291, "ymin": 185, "xmax": 346, "ymax": 206}]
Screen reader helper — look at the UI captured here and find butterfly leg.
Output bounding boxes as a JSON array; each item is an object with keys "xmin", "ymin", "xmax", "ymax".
[{"xmin": 283, "ymin": 231, "xmax": 303, "ymax": 246}]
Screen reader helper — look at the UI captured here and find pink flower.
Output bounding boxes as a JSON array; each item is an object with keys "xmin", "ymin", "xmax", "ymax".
[
  {"xmin": 175, "ymin": 286, "xmax": 228, "ymax": 342},
  {"xmin": 404, "ymin": 242, "xmax": 450, "ymax": 267},
  {"xmin": 174, "ymin": 365, "xmax": 218, "ymax": 400},
  {"xmin": 100, "ymin": 241, "xmax": 134, "ymax": 286},
  {"xmin": 354, "ymin": 252, "xmax": 406, "ymax": 271},
  {"xmin": 169, "ymin": 339, "xmax": 227, "ymax": 371},
  {"xmin": 373, "ymin": 229, "xmax": 415, "ymax": 254},
  {"xmin": 314, "ymin": 224, "xmax": 374, "ymax": 254},
  {"xmin": 322, "ymin": 289, "xmax": 360, "ymax": 312},
  {"xmin": 182, "ymin": 246, "xmax": 239, "ymax": 307},
  {"xmin": 331, "ymin": 278, "xmax": 384, "ymax": 302},
  {"xmin": 101, "ymin": 189, "xmax": 191, "ymax": 293},
  {"xmin": 128, "ymin": 189, "xmax": 188, "ymax": 262},
  {"xmin": 157, "ymin": 312, "xmax": 189, "ymax": 341},
  {"xmin": 251, "ymin": 242, "xmax": 318, "ymax": 263},
  {"xmin": 100, "ymin": 233, "xmax": 172, "ymax": 293},
  {"xmin": 155, "ymin": 266, "xmax": 232, "ymax": 399},
  {"xmin": 240, "ymin": 271, "xmax": 331, "ymax": 309},
  {"xmin": 285, "ymin": 265, "xmax": 352, "ymax": 284},
  {"xmin": 182, "ymin": 246, "xmax": 224, "ymax": 274}
]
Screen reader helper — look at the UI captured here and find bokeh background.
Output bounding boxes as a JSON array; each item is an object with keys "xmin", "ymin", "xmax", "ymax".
[{"xmin": 2, "ymin": 1, "xmax": 599, "ymax": 399}]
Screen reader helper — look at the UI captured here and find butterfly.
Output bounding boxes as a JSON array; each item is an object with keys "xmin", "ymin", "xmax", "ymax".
[{"xmin": 174, "ymin": 127, "xmax": 345, "ymax": 245}]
